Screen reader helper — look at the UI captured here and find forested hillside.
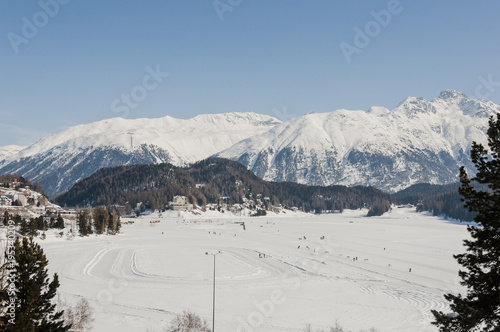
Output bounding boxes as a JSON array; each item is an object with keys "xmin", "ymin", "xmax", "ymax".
[
  {"xmin": 55, "ymin": 158, "xmax": 394, "ymax": 215},
  {"xmin": 394, "ymin": 183, "xmax": 476, "ymax": 221}
]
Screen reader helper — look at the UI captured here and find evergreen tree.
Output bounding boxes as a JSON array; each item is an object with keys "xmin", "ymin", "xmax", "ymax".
[
  {"xmin": 49, "ymin": 217, "xmax": 56, "ymax": 229},
  {"xmin": 92, "ymin": 206, "xmax": 108, "ymax": 235},
  {"xmin": 77, "ymin": 209, "xmax": 92, "ymax": 236},
  {"xmin": 432, "ymin": 114, "xmax": 500, "ymax": 331},
  {"xmin": 36, "ymin": 216, "xmax": 45, "ymax": 231},
  {"xmin": 56, "ymin": 215, "xmax": 65, "ymax": 230},
  {"xmin": 13, "ymin": 215, "xmax": 22, "ymax": 226},
  {"xmin": 0, "ymin": 237, "xmax": 71, "ymax": 331},
  {"xmin": 28, "ymin": 219, "xmax": 38, "ymax": 237},
  {"xmin": 19, "ymin": 219, "xmax": 29, "ymax": 236}
]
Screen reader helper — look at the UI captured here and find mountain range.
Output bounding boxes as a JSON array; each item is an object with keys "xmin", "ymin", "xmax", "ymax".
[
  {"xmin": 217, "ymin": 90, "xmax": 499, "ymax": 192},
  {"xmin": 1, "ymin": 90, "xmax": 498, "ymax": 197}
]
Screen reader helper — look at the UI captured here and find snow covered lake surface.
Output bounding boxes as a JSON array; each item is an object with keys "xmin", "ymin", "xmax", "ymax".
[{"xmin": 39, "ymin": 207, "xmax": 468, "ymax": 331}]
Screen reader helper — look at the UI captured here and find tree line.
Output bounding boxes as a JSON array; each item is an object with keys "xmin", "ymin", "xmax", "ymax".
[
  {"xmin": 76, "ymin": 206, "xmax": 121, "ymax": 236},
  {"xmin": 394, "ymin": 182, "xmax": 480, "ymax": 221},
  {"xmin": 1, "ymin": 208, "xmax": 121, "ymax": 238},
  {"xmin": 1, "ymin": 211, "xmax": 64, "ymax": 237}
]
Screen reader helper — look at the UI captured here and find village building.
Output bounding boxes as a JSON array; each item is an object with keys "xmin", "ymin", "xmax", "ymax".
[
  {"xmin": 4, "ymin": 190, "xmax": 27, "ymax": 206},
  {"xmin": 0, "ymin": 195, "xmax": 12, "ymax": 206},
  {"xmin": 169, "ymin": 195, "xmax": 193, "ymax": 211}
]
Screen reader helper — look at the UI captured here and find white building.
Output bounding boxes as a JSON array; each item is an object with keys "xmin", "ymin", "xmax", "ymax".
[
  {"xmin": 4, "ymin": 191, "xmax": 27, "ymax": 206},
  {"xmin": 169, "ymin": 195, "xmax": 193, "ymax": 211}
]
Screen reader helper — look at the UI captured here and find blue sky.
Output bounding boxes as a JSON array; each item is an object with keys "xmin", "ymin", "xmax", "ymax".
[{"xmin": 1, "ymin": 0, "xmax": 499, "ymax": 146}]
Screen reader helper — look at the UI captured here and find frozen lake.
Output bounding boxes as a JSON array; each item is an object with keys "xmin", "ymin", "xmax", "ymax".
[{"xmin": 37, "ymin": 207, "xmax": 468, "ymax": 331}]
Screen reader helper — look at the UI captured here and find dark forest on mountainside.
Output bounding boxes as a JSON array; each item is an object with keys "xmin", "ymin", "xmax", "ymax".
[
  {"xmin": 2, "ymin": 158, "xmax": 474, "ymax": 220},
  {"xmin": 55, "ymin": 158, "xmax": 395, "ymax": 215}
]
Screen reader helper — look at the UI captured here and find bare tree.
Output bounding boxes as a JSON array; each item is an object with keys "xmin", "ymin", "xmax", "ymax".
[
  {"xmin": 68, "ymin": 298, "xmax": 94, "ymax": 331},
  {"xmin": 57, "ymin": 296, "xmax": 94, "ymax": 331},
  {"xmin": 329, "ymin": 321, "xmax": 345, "ymax": 332},
  {"xmin": 107, "ymin": 209, "xmax": 120, "ymax": 235},
  {"xmin": 167, "ymin": 310, "xmax": 210, "ymax": 332}
]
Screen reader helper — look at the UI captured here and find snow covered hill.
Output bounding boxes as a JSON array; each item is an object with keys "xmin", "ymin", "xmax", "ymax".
[
  {"xmin": 0, "ymin": 113, "xmax": 281, "ymax": 197},
  {"xmin": 217, "ymin": 90, "xmax": 500, "ymax": 192}
]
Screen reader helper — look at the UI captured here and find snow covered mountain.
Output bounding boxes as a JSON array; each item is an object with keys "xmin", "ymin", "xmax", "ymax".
[
  {"xmin": 1, "ymin": 90, "xmax": 497, "ymax": 197},
  {"xmin": 217, "ymin": 90, "xmax": 500, "ymax": 192},
  {"xmin": 0, "ymin": 145, "xmax": 26, "ymax": 161},
  {"xmin": 0, "ymin": 113, "xmax": 281, "ymax": 197}
]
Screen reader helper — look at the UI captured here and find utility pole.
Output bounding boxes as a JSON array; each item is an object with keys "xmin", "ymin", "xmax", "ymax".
[
  {"xmin": 206, "ymin": 251, "xmax": 221, "ymax": 332},
  {"xmin": 127, "ymin": 131, "xmax": 134, "ymax": 150}
]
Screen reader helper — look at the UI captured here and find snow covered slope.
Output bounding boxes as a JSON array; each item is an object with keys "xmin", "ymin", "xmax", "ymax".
[
  {"xmin": 217, "ymin": 90, "xmax": 499, "ymax": 192},
  {"xmin": 0, "ymin": 113, "xmax": 280, "ymax": 197},
  {"xmin": 0, "ymin": 145, "xmax": 25, "ymax": 161}
]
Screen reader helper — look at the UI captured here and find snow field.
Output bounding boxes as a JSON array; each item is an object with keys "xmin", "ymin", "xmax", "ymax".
[{"xmin": 36, "ymin": 207, "xmax": 468, "ymax": 331}]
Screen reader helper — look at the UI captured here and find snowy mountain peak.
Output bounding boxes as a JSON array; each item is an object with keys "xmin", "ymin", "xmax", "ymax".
[
  {"xmin": 394, "ymin": 95, "xmax": 436, "ymax": 116},
  {"xmin": 189, "ymin": 112, "xmax": 281, "ymax": 127},
  {"xmin": 368, "ymin": 106, "xmax": 390, "ymax": 116},
  {"xmin": 436, "ymin": 89, "xmax": 468, "ymax": 101},
  {"xmin": 392, "ymin": 90, "xmax": 499, "ymax": 119},
  {"xmin": 431, "ymin": 90, "xmax": 500, "ymax": 118}
]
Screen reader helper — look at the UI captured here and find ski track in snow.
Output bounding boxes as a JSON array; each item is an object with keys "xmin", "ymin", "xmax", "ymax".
[{"xmin": 36, "ymin": 208, "xmax": 468, "ymax": 332}]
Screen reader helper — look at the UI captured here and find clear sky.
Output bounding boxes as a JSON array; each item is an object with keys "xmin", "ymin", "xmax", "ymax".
[{"xmin": 1, "ymin": 0, "xmax": 499, "ymax": 146}]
